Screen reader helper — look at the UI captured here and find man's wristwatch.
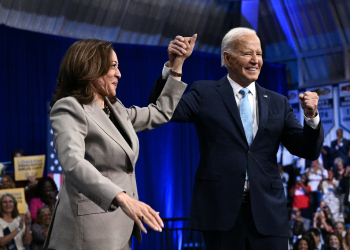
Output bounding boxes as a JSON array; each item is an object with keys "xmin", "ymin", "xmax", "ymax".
[
  {"xmin": 16, "ymin": 227, "xmax": 21, "ymax": 232},
  {"xmin": 169, "ymin": 69, "xmax": 182, "ymax": 77}
]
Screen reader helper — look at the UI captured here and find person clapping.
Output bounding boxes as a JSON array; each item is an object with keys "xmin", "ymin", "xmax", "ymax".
[{"xmin": 0, "ymin": 194, "xmax": 31, "ymax": 249}]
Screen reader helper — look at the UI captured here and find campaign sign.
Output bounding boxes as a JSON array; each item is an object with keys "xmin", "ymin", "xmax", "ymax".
[
  {"xmin": 307, "ymin": 85, "xmax": 333, "ymax": 136},
  {"xmin": 339, "ymin": 83, "xmax": 350, "ymax": 133},
  {"xmin": 14, "ymin": 155, "xmax": 45, "ymax": 181},
  {"xmin": 0, "ymin": 188, "xmax": 26, "ymax": 214},
  {"xmin": 288, "ymin": 90, "xmax": 301, "ymax": 123}
]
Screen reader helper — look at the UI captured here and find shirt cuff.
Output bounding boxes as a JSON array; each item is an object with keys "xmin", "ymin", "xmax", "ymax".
[
  {"xmin": 304, "ymin": 111, "xmax": 320, "ymax": 130},
  {"xmin": 162, "ymin": 63, "xmax": 171, "ymax": 79}
]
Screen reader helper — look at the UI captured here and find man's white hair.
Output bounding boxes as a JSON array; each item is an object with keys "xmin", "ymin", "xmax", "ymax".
[{"xmin": 221, "ymin": 27, "xmax": 257, "ymax": 67}]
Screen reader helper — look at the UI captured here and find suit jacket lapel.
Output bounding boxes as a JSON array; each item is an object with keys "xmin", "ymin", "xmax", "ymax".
[
  {"xmin": 252, "ymin": 83, "xmax": 269, "ymax": 146},
  {"xmin": 216, "ymin": 76, "xmax": 246, "ymax": 139},
  {"xmin": 83, "ymin": 100, "xmax": 136, "ymax": 167}
]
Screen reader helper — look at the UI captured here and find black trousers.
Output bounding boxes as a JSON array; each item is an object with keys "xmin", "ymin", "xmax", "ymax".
[{"xmin": 202, "ymin": 200, "xmax": 288, "ymax": 250}]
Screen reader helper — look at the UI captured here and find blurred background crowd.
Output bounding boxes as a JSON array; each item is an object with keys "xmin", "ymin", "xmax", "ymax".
[
  {"xmin": 281, "ymin": 128, "xmax": 350, "ymax": 250},
  {"xmin": 0, "ymin": 149, "xmax": 57, "ymax": 250}
]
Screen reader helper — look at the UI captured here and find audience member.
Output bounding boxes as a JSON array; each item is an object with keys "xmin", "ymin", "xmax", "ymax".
[
  {"xmin": 313, "ymin": 208, "xmax": 333, "ymax": 242},
  {"xmin": 343, "ymin": 228, "xmax": 350, "ymax": 250},
  {"xmin": 290, "ymin": 220, "xmax": 305, "ymax": 245},
  {"xmin": 0, "ymin": 175, "xmax": 16, "ymax": 189},
  {"xmin": 2, "ymin": 149, "xmax": 38, "ymax": 204},
  {"xmin": 307, "ymin": 160, "xmax": 325, "ymax": 212},
  {"xmin": 334, "ymin": 159, "xmax": 347, "ymax": 221},
  {"xmin": 290, "ymin": 207, "xmax": 310, "ymax": 233},
  {"xmin": 320, "ymin": 200, "xmax": 336, "ymax": 225},
  {"xmin": 322, "ymin": 146, "xmax": 333, "ymax": 170},
  {"xmin": 340, "ymin": 166, "xmax": 350, "ymax": 223},
  {"xmin": 290, "ymin": 174, "xmax": 312, "ymax": 220},
  {"xmin": 318, "ymin": 170, "xmax": 344, "ymax": 222},
  {"xmin": 330, "ymin": 129, "xmax": 349, "ymax": 166},
  {"xmin": 334, "ymin": 222, "xmax": 346, "ymax": 238},
  {"xmin": 335, "ymin": 158, "xmax": 346, "ymax": 181},
  {"xmin": 303, "ymin": 231, "xmax": 317, "ymax": 250},
  {"xmin": 0, "ymin": 175, "xmax": 31, "ymax": 216},
  {"xmin": 0, "ymin": 193, "xmax": 31, "ymax": 249},
  {"xmin": 31, "ymin": 207, "xmax": 52, "ymax": 250},
  {"xmin": 309, "ymin": 228, "xmax": 325, "ymax": 250},
  {"xmin": 325, "ymin": 233, "xmax": 344, "ymax": 250},
  {"xmin": 30, "ymin": 177, "xmax": 58, "ymax": 223},
  {"xmin": 294, "ymin": 237, "xmax": 313, "ymax": 250},
  {"xmin": 1, "ymin": 149, "xmax": 27, "ymax": 179},
  {"xmin": 279, "ymin": 163, "xmax": 289, "ymax": 198}
]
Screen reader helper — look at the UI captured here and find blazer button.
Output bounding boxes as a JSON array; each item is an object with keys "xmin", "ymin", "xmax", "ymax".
[
  {"xmin": 248, "ymin": 151, "xmax": 252, "ymax": 155},
  {"xmin": 133, "ymin": 193, "xmax": 135, "ymax": 197},
  {"xmin": 241, "ymin": 174, "xmax": 245, "ymax": 178}
]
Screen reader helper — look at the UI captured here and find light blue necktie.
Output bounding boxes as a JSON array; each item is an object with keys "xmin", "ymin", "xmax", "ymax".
[
  {"xmin": 240, "ymin": 88, "xmax": 253, "ymax": 181},
  {"xmin": 239, "ymin": 88, "xmax": 253, "ymax": 147}
]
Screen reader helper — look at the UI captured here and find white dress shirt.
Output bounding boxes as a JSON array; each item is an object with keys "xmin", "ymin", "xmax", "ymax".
[{"xmin": 227, "ymin": 75, "xmax": 259, "ymax": 139}]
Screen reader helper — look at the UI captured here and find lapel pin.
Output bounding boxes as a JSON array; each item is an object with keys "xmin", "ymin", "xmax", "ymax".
[{"xmin": 263, "ymin": 95, "xmax": 268, "ymax": 98}]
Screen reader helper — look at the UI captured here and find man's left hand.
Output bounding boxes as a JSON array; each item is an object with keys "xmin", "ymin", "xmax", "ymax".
[{"xmin": 299, "ymin": 91, "xmax": 319, "ymax": 118}]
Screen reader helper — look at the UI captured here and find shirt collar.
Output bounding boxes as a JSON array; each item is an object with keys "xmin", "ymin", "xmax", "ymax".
[{"xmin": 226, "ymin": 74, "xmax": 256, "ymax": 98}]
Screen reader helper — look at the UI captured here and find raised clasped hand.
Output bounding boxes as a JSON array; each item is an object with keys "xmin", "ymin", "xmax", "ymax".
[
  {"xmin": 299, "ymin": 91, "xmax": 319, "ymax": 118},
  {"xmin": 167, "ymin": 34, "xmax": 197, "ymax": 67}
]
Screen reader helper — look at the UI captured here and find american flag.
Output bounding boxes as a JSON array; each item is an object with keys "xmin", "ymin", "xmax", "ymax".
[{"xmin": 47, "ymin": 103, "xmax": 63, "ymax": 190}]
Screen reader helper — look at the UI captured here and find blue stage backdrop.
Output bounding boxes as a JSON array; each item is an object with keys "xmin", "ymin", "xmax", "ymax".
[{"xmin": 0, "ymin": 25, "xmax": 288, "ymax": 248}]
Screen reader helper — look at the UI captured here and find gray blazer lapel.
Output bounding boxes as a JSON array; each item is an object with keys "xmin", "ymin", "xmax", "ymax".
[
  {"xmin": 83, "ymin": 101, "xmax": 136, "ymax": 167},
  {"xmin": 105, "ymin": 98, "xmax": 139, "ymax": 154}
]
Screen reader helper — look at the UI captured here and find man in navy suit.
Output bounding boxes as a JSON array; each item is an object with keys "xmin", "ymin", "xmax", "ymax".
[
  {"xmin": 330, "ymin": 128, "xmax": 349, "ymax": 166},
  {"xmin": 149, "ymin": 27, "xmax": 324, "ymax": 249}
]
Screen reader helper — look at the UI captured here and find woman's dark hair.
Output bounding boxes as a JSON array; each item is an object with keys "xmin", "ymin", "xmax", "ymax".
[
  {"xmin": 0, "ymin": 193, "xmax": 19, "ymax": 218},
  {"xmin": 36, "ymin": 177, "xmax": 58, "ymax": 198},
  {"xmin": 294, "ymin": 237, "xmax": 312, "ymax": 250},
  {"xmin": 303, "ymin": 231, "xmax": 316, "ymax": 250},
  {"xmin": 50, "ymin": 39, "xmax": 117, "ymax": 108},
  {"xmin": 292, "ymin": 220, "xmax": 304, "ymax": 236},
  {"xmin": 11, "ymin": 149, "xmax": 27, "ymax": 164}
]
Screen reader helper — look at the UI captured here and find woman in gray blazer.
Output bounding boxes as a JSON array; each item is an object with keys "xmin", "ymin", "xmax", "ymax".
[{"xmin": 44, "ymin": 37, "xmax": 196, "ymax": 250}]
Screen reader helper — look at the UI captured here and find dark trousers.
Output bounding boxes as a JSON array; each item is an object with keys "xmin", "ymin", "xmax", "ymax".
[{"xmin": 202, "ymin": 200, "xmax": 288, "ymax": 250}]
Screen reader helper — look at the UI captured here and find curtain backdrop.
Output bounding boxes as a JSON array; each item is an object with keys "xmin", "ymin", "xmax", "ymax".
[{"xmin": 0, "ymin": 25, "xmax": 287, "ymax": 248}]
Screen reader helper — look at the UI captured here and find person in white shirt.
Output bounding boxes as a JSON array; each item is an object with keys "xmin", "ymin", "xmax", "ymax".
[
  {"xmin": 306, "ymin": 160, "xmax": 325, "ymax": 212},
  {"xmin": 0, "ymin": 193, "xmax": 31, "ymax": 249}
]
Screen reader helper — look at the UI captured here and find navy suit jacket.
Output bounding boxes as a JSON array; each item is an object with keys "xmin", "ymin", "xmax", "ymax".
[
  {"xmin": 330, "ymin": 138, "xmax": 349, "ymax": 165},
  {"xmin": 149, "ymin": 75, "xmax": 324, "ymax": 237}
]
